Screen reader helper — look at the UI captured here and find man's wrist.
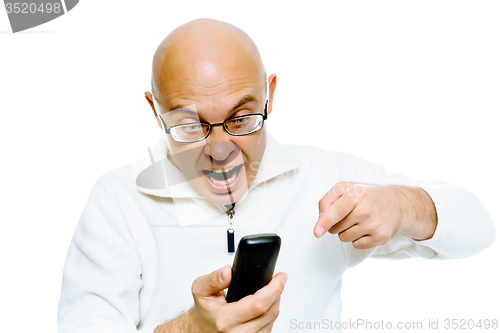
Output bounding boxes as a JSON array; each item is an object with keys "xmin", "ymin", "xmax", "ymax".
[
  {"xmin": 396, "ymin": 185, "xmax": 438, "ymax": 241},
  {"xmin": 154, "ymin": 307, "xmax": 198, "ymax": 333}
]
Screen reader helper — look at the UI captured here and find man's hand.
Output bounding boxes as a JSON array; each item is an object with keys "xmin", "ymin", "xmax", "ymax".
[
  {"xmin": 191, "ymin": 265, "xmax": 286, "ymax": 332},
  {"xmin": 313, "ymin": 181, "xmax": 437, "ymax": 249},
  {"xmin": 155, "ymin": 265, "xmax": 287, "ymax": 333}
]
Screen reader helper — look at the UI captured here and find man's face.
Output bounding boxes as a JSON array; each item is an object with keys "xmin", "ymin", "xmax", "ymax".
[{"xmin": 153, "ymin": 56, "xmax": 268, "ymax": 206}]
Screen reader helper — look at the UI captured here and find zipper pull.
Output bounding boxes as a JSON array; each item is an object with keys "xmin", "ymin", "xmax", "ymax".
[{"xmin": 226, "ymin": 207, "xmax": 235, "ymax": 253}]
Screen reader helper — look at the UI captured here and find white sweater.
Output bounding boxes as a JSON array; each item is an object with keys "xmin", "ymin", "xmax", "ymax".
[{"xmin": 57, "ymin": 132, "xmax": 495, "ymax": 332}]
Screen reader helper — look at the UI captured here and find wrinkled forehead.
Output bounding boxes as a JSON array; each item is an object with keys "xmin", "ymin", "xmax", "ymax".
[
  {"xmin": 153, "ymin": 68, "xmax": 266, "ymax": 122},
  {"xmin": 155, "ymin": 61, "xmax": 264, "ymax": 106}
]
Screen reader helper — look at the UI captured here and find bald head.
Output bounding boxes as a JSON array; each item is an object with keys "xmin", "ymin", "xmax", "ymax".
[
  {"xmin": 145, "ymin": 19, "xmax": 276, "ymax": 206},
  {"xmin": 151, "ymin": 18, "xmax": 267, "ymax": 105}
]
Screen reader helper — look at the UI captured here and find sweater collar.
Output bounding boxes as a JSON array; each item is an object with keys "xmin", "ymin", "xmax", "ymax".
[{"xmin": 134, "ymin": 131, "xmax": 301, "ymax": 207}]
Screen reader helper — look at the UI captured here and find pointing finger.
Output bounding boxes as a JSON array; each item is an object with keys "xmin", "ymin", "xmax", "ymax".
[
  {"xmin": 317, "ymin": 181, "xmax": 358, "ymax": 217},
  {"xmin": 314, "ymin": 191, "xmax": 359, "ymax": 238}
]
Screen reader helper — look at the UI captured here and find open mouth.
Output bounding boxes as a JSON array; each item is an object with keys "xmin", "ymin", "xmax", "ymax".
[{"xmin": 202, "ymin": 163, "xmax": 244, "ymax": 186}]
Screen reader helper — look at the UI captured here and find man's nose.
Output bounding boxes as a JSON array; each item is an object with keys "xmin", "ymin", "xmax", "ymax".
[{"xmin": 204, "ymin": 126, "xmax": 236, "ymax": 162}]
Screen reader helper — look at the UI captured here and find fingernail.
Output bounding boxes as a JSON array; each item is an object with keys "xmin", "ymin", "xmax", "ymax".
[
  {"xmin": 282, "ymin": 275, "xmax": 288, "ymax": 285},
  {"xmin": 317, "ymin": 227, "xmax": 325, "ymax": 238},
  {"xmin": 219, "ymin": 267, "xmax": 225, "ymax": 282},
  {"xmin": 318, "ymin": 212, "xmax": 324, "ymax": 218}
]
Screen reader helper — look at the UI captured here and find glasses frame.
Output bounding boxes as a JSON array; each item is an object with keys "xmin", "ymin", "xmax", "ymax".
[{"xmin": 159, "ymin": 100, "xmax": 268, "ymax": 143}]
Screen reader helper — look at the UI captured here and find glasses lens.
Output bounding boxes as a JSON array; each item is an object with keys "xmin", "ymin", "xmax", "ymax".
[
  {"xmin": 225, "ymin": 115, "xmax": 263, "ymax": 135},
  {"xmin": 170, "ymin": 123, "xmax": 210, "ymax": 142}
]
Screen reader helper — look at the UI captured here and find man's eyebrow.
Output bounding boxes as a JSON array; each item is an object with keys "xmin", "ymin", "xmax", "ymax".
[
  {"xmin": 168, "ymin": 95, "xmax": 258, "ymax": 115},
  {"xmin": 167, "ymin": 106, "xmax": 198, "ymax": 116},
  {"xmin": 228, "ymin": 95, "xmax": 258, "ymax": 114}
]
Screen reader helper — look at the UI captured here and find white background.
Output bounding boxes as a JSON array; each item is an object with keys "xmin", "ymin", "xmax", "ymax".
[{"xmin": 1, "ymin": 1, "xmax": 499, "ymax": 332}]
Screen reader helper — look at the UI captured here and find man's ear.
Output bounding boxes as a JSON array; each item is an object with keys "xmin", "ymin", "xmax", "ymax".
[
  {"xmin": 144, "ymin": 91, "xmax": 163, "ymax": 129},
  {"xmin": 267, "ymin": 74, "xmax": 277, "ymax": 116}
]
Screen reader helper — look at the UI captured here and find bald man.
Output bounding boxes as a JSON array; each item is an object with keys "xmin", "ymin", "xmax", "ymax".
[{"xmin": 57, "ymin": 19, "xmax": 495, "ymax": 333}]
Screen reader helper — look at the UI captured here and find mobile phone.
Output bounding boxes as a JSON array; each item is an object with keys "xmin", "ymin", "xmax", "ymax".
[{"xmin": 225, "ymin": 233, "xmax": 281, "ymax": 303}]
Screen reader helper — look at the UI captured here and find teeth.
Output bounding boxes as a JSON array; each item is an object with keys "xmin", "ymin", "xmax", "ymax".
[
  {"xmin": 209, "ymin": 171, "xmax": 238, "ymax": 185},
  {"xmin": 212, "ymin": 166, "xmax": 235, "ymax": 173}
]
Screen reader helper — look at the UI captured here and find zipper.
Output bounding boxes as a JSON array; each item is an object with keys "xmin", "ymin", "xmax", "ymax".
[
  {"xmin": 222, "ymin": 173, "xmax": 287, "ymax": 253},
  {"xmin": 226, "ymin": 205, "xmax": 235, "ymax": 252},
  {"xmin": 224, "ymin": 199, "xmax": 243, "ymax": 253}
]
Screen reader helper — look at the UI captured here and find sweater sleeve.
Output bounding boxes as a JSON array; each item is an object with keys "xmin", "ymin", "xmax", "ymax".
[
  {"xmin": 57, "ymin": 179, "xmax": 159, "ymax": 333},
  {"xmin": 371, "ymin": 170, "xmax": 496, "ymax": 260}
]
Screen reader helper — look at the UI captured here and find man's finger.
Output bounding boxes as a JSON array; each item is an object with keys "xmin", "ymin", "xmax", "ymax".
[
  {"xmin": 337, "ymin": 224, "xmax": 368, "ymax": 242},
  {"xmin": 318, "ymin": 181, "xmax": 358, "ymax": 216},
  {"xmin": 254, "ymin": 298, "xmax": 280, "ymax": 332},
  {"xmin": 326, "ymin": 210, "xmax": 359, "ymax": 235},
  {"xmin": 231, "ymin": 272, "xmax": 287, "ymax": 323},
  {"xmin": 191, "ymin": 264, "xmax": 231, "ymax": 298},
  {"xmin": 241, "ymin": 296, "xmax": 280, "ymax": 332},
  {"xmin": 315, "ymin": 191, "xmax": 358, "ymax": 238},
  {"xmin": 256, "ymin": 313, "xmax": 278, "ymax": 333},
  {"xmin": 351, "ymin": 235, "xmax": 377, "ymax": 250}
]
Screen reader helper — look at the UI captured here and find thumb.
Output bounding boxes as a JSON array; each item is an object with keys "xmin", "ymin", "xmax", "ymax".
[{"xmin": 192, "ymin": 264, "xmax": 232, "ymax": 298}]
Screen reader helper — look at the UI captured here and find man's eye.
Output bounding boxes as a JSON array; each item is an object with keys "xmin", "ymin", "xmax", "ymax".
[
  {"xmin": 227, "ymin": 117, "xmax": 248, "ymax": 125},
  {"xmin": 177, "ymin": 123, "xmax": 202, "ymax": 132},
  {"xmin": 186, "ymin": 124, "xmax": 201, "ymax": 131}
]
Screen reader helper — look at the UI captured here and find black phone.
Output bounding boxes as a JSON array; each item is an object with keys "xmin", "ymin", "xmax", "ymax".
[{"xmin": 225, "ymin": 233, "xmax": 281, "ymax": 303}]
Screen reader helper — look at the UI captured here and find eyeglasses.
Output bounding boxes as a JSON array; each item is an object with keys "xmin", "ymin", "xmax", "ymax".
[{"xmin": 158, "ymin": 100, "xmax": 268, "ymax": 143}]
